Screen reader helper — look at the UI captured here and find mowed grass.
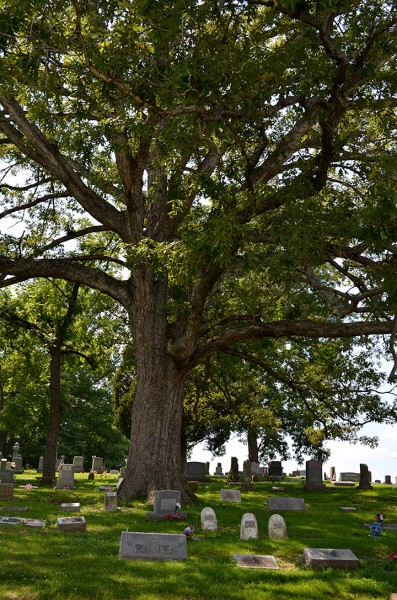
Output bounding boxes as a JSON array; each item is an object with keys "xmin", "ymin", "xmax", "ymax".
[{"xmin": 0, "ymin": 473, "xmax": 396, "ymax": 599}]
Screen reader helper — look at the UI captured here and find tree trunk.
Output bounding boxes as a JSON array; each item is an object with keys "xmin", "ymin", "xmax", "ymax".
[
  {"xmin": 119, "ymin": 271, "xmax": 196, "ymax": 503},
  {"xmin": 247, "ymin": 428, "xmax": 259, "ymax": 463},
  {"xmin": 42, "ymin": 343, "xmax": 62, "ymax": 481}
]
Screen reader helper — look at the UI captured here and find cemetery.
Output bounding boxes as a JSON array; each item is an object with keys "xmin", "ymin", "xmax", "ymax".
[{"xmin": 0, "ymin": 469, "xmax": 396, "ymax": 599}]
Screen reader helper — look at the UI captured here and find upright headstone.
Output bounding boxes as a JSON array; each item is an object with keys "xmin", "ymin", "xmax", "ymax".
[
  {"xmin": 11, "ymin": 441, "xmax": 23, "ymax": 473},
  {"xmin": 0, "ymin": 458, "xmax": 6, "ymax": 470},
  {"xmin": 330, "ymin": 466, "xmax": 336, "ymax": 481},
  {"xmin": 0, "ymin": 470, "xmax": 15, "ymax": 484},
  {"xmin": 104, "ymin": 492, "xmax": 118, "ymax": 512},
  {"xmin": 37, "ymin": 456, "xmax": 44, "ymax": 473},
  {"xmin": 91, "ymin": 456, "xmax": 103, "ymax": 472},
  {"xmin": 242, "ymin": 460, "xmax": 253, "ymax": 490},
  {"xmin": 358, "ymin": 463, "xmax": 372, "ymax": 490},
  {"xmin": 185, "ymin": 462, "xmax": 207, "ymax": 482},
  {"xmin": 215, "ymin": 463, "xmax": 223, "ymax": 476},
  {"xmin": 339, "ymin": 472, "xmax": 360, "ymax": 482},
  {"xmin": 146, "ymin": 489, "xmax": 186, "ymax": 521},
  {"xmin": 268, "ymin": 514, "xmax": 288, "ymax": 539},
  {"xmin": 201, "ymin": 507, "xmax": 217, "ymax": 531},
  {"xmin": 73, "ymin": 456, "xmax": 84, "ymax": 473},
  {"xmin": 304, "ymin": 459, "xmax": 326, "ymax": 491},
  {"xmin": 56, "ymin": 464, "xmax": 76, "ymax": 489},
  {"xmin": 268, "ymin": 461, "xmax": 283, "ymax": 481},
  {"xmin": 0, "ymin": 483, "xmax": 14, "ymax": 500},
  {"xmin": 251, "ymin": 462, "xmax": 261, "ymax": 475},
  {"xmin": 385, "ymin": 475, "xmax": 392, "ymax": 484},
  {"xmin": 240, "ymin": 513, "xmax": 258, "ymax": 540},
  {"xmin": 119, "ymin": 532, "xmax": 187, "ymax": 561},
  {"xmin": 229, "ymin": 457, "xmax": 240, "ymax": 482}
]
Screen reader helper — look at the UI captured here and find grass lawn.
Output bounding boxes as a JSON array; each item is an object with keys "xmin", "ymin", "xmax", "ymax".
[{"xmin": 0, "ymin": 472, "xmax": 396, "ymax": 599}]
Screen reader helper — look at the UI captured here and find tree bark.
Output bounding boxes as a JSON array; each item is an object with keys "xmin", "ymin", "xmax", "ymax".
[
  {"xmin": 119, "ymin": 270, "xmax": 196, "ymax": 503},
  {"xmin": 42, "ymin": 343, "xmax": 62, "ymax": 481},
  {"xmin": 247, "ymin": 428, "xmax": 259, "ymax": 463}
]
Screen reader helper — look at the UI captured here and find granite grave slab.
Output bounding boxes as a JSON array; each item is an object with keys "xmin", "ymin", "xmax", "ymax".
[
  {"xmin": 303, "ymin": 548, "xmax": 360, "ymax": 569},
  {"xmin": 233, "ymin": 554, "xmax": 279, "ymax": 569},
  {"xmin": 220, "ymin": 489, "xmax": 241, "ymax": 503},
  {"xmin": 57, "ymin": 516, "xmax": 86, "ymax": 532},
  {"xmin": 266, "ymin": 497, "xmax": 306, "ymax": 511},
  {"xmin": 119, "ymin": 532, "xmax": 187, "ymax": 561}
]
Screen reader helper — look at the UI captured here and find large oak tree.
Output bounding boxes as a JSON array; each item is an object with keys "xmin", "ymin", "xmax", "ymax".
[{"xmin": 0, "ymin": 0, "xmax": 397, "ymax": 500}]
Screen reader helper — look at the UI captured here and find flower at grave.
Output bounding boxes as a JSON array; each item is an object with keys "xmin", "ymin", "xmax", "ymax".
[
  {"xmin": 11, "ymin": 462, "xmax": 16, "ymax": 468},
  {"xmin": 389, "ymin": 552, "xmax": 397, "ymax": 560},
  {"xmin": 175, "ymin": 502, "xmax": 181, "ymax": 510},
  {"xmin": 166, "ymin": 513, "xmax": 182, "ymax": 521},
  {"xmin": 370, "ymin": 522, "xmax": 382, "ymax": 537},
  {"xmin": 183, "ymin": 525, "xmax": 195, "ymax": 540}
]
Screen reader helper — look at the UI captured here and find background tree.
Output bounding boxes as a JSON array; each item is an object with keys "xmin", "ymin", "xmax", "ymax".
[
  {"xmin": 0, "ymin": 1, "xmax": 396, "ymax": 500},
  {"xmin": 0, "ymin": 280, "xmax": 128, "ymax": 474}
]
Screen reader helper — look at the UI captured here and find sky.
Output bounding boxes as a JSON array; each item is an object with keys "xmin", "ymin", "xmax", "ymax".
[{"xmin": 190, "ymin": 421, "xmax": 397, "ymax": 483}]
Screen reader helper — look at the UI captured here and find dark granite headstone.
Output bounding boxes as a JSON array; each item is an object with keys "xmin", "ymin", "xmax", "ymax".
[
  {"xmin": 358, "ymin": 463, "xmax": 372, "ymax": 490},
  {"xmin": 185, "ymin": 462, "xmax": 207, "ymax": 482},
  {"xmin": 304, "ymin": 459, "xmax": 326, "ymax": 491}
]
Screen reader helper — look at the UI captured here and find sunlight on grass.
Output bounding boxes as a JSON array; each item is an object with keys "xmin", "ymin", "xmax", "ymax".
[{"xmin": 0, "ymin": 473, "xmax": 396, "ymax": 599}]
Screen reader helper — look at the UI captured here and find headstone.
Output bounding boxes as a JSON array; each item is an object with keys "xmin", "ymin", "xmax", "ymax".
[
  {"xmin": 303, "ymin": 548, "xmax": 360, "ymax": 569},
  {"xmin": 268, "ymin": 514, "xmax": 288, "ymax": 539},
  {"xmin": 0, "ymin": 516, "xmax": 24, "ymax": 525},
  {"xmin": 185, "ymin": 462, "xmax": 207, "ymax": 482},
  {"xmin": 375, "ymin": 479, "xmax": 381, "ymax": 483},
  {"xmin": 339, "ymin": 507, "xmax": 358, "ymax": 513},
  {"xmin": 220, "ymin": 489, "xmax": 241, "ymax": 503},
  {"xmin": 266, "ymin": 497, "xmax": 306, "ymax": 511},
  {"xmin": 37, "ymin": 456, "xmax": 44, "ymax": 473},
  {"xmin": 272, "ymin": 486, "xmax": 284, "ymax": 492},
  {"xmin": 0, "ymin": 484, "xmax": 14, "ymax": 500},
  {"xmin": 330, "ymin": 466, "xmax": 336, "ymax": 481},
  {"xmin": 304, "ymin": 459, "xmax": 326, "ymax": 491},
  {"xmin": 229, "ymin": 457, "xmax": 240, "ymax": 482},
  {"xmin": 12, "ymin": 441, "xmax": 20, "ymax": 459},
  {"xmin": 2, "ymin": 506, "xmax": 28, "ymax": 512},
  {"xmin": 104, "ymin": 492, "xmax": 118, "ymax": 512},
  {"xmin": 233, "ymin": 554, "xmax": 279, "ymax": 569},
  {"xmin": 73, "ymin": 456, "xmax": 84, "ymax": 473},
  {"xmin": 250, "ymin": 462, "xmax": 260, "ymax": 475},
  {"xmin": 358, "ymin": 463, "xmax": 372, "ymax": 490},
  {"xmin": 240, "ymin": 513, "xmax": 258, "ymax": 540},
  {"xmin": 91, "ymin": 456, "xmax": 103, "ymax": 472},
  {"xmin": 188, "ymin": 481, "xmax": 199, "ymax": 493},
  {"xmin": 57, "ymin": 516, "xmax": 86, "ymax": 532},
  {"xmin": 146, "ymin": 489, "xmax": 186, "ymax": 521},
  {"xmin": 6, "ymin": 461, "xmax": 12, "ymax": 470},
  {"xmin": 268, "ymin": 461, "xmax": 282, "ymax": 480},
  {"xmin": 55, "ymin": 464, "xmax": 76, "ymax": 489},
  {"xmin": 24, "ymin": 519, "xmax": 46, "ymax": 527},
  {"xmin": 12, "ymin": 456, "xmax": 23, "ymax": 474},
  {"xmin": 339, "ymin": 472, "xmax": 360, "ymax": 482},
  {"xmin": 200, "ymin": 507, "xmax": 217, "ymax": 531},
  {"xmin": 215, "ymin": 463, "xmax": 223, "ymax": 476},
  {"xmin": 61, "ymin": 503, "xmax": 80, "ymax": 512},
  {"xmin": 0, "ymin": 470, "xmax": 15, "ymax": 484},
  {"xmin": 205, "ymin": 462, "xmax": 210, "ymax": 475},
  {"xmin": 243, "ymin": 460, "xmax": 252, "ymax": 483},
  {"xmin": 0, "ymin": 459, "xmax": 7, "ymax": 470},
  {"xmin": 88, "ymin": 471, "xmax": 95, "ymax": 480},
  {"xmin": 385, "ymin": 475, "xmax": 392, "ymax": 484},
  {"xmin": 119, "ymin": 532, "xmax": 187, "ymax": 561}
]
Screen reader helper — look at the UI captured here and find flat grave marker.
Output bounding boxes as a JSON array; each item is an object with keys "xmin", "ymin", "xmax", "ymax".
[
  {"xmin": 0, "ymin": 516, "xmax": 24, "ymax": 525},
  {"xmin": 303, "ymin": 548, "xmax": 360, "ymax": 569},
  {"xmin": 233, "ymin": 554, "xmax": 279, "ymax": 569},
  {"xmin": 266, "ymin": 497, "xmax": 306, "ymax": 511},
  {"xmin": 61, "ymin": 502, "xmax": 80, "ymax": 512},
  {"xmin": 340, "ymin": 507, "xmax": 358, "ymax": 513},
  {"xmin": 220, "ymin": 489, "xmax": 241, "ymax": 503}
]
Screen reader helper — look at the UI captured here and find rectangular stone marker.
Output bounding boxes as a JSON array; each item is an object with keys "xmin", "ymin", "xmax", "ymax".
[
  {"xmin": 0, "ymin": 516, "xmax": 25, "ymax": 525},
  {"xmin": 340, "ymin": 507, "xmax": 358, "ymax": 513},
  {"xmin": 61, "ymin": 503, "xmax": 80, "ymax": 512},
  {"xmin": 154, "ymin": 490, "xmax": 181, "ymax": 516},
  {"xmin": 332, "ymin": 481, "xmax": 355, "ymax": 487},
  {"xmin": 339, "ymin": 472, "xmax": 360, "ymax": 482},
  {"xmin": 0, "ymin": 471, "xmax": 15, "ymax": 484},
  {"xmin": 25, "ymin": 519, "xmax": 46, "ymax": 527},
  {"xmin": 233, "ymin": 554, "xmax": 279, "ymax": 569},
  {"xmin": 57, "ymin": 516, "xmax": 86, "ymax": 532},
  {"xmin": 119, "ymin": 532, "xmax": 187, "ymax": 561},
  {"xmin": 303, "ymin": 548, "xmax": 360, "ymax": 569},
  {"xmin": 0, "ymin": 483, "xmax": 14, "ymax": 500},
  {"xmin": 266, "ymin": 497, "xmax": 306, "ymax": 511},
  {"xmin": 221, "ymin": 489, "xmax": 242, "ymax": 502},
  {"xmin": 185, "ymin": 461, "xmax": 208, "ymax": 482}
]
